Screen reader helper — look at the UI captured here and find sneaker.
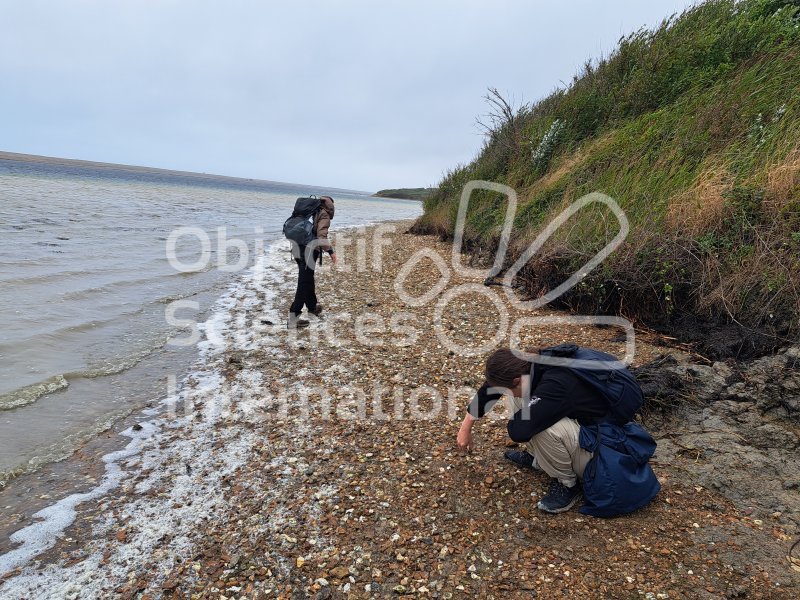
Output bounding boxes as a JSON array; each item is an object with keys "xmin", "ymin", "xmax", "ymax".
[
  {"xmin": 503, "ymin": 450, "xmax": 541, "ymax": 471},
  {"xmin": 537, "ymin": 479, "xmax": 582, "ymax": 514},
  {"xmin": 287, "ymin": 314, "xmax": 310, "ymax": 329},
  {"xmin": 309, "ymin": 304, "xmax": 323, "ymax": 317}
]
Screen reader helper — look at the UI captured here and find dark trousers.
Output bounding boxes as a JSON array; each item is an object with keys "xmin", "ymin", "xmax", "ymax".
[{"xmin": 290, "ymin": 251, "xmax": 317, "ymax": 316}]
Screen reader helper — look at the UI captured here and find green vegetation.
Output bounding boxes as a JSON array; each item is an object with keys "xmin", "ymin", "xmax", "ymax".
[
  {"xmin": 374, "ymin": 188, "xmax": 436, "ymax": 201},
  {"xmin": 412, "ymin": 0, "xmax": 800, "ymax": 357}
]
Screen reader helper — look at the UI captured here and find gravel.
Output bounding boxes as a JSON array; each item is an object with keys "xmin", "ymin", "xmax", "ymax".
[{"xmin": 1, "ymin": 222, "xmax": 797, "ymax": 599}]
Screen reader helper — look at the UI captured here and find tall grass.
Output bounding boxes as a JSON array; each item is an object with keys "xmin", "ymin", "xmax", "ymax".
[{"xmin": 412, "ymin": 0, "xmax": 800, "ymax": 357}]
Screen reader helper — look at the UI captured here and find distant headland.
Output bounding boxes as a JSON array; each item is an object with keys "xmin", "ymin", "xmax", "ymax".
[{"xmin": 373, "ymin": 188, "xmax": 436, "ymax": 201}]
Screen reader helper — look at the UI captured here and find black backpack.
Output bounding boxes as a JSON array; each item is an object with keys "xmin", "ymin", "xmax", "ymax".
[
  {"xmin": 531, "ymin": 343, "xmax": 643, "ymax": 424},
  {"xmin": 283, "ymin": 196, "xmax": 322, "ymax": 246}
]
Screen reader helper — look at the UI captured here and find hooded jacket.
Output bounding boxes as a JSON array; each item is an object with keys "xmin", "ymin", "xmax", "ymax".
[{"xmin": 313, "ymin": 196, "xmax": 335, "ymax": 252}]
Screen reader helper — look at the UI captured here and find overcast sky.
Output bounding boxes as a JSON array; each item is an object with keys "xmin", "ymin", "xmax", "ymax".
[{"xmin": 1, "ymin": 0, "xmax": 696, "ymax": 191}]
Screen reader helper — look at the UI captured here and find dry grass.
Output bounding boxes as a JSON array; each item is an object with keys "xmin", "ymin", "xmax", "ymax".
[
  {"xmin": 409, "ymin": 203, "xmax": 452, "ymax": 239},
  {"xmin": 534, "ymin": 136, "xmax": 605, "ymax": 191},
  {"xmin": 765, "ymin": 147, "xmax": 800, "ymax": 212},
  {"xmin": 666, "ymin": 163, "xmax": 733, "ymax": 235},
  {"xmin": 520, "ymin": 133, "xmax": 615, "ymax": 205}
]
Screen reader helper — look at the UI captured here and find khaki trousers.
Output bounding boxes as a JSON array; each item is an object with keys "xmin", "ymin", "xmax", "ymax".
[{"xmin": 509, "ymin": 396, "xmax": 594, "ymax": 488}]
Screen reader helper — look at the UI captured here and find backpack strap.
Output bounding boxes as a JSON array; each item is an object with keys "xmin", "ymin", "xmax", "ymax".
[
  {"xmin": 529, "ymin": 343, "xmax": 579, "ymax": 388},
  {"xmin": 529, "ymin": 344, "xmax": 637, "ymax": 424}
]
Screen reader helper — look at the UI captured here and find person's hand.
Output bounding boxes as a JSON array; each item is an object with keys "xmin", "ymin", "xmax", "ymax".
[
  {"xmin": 331, "ymin": 252, "xmax": 338, "ymax": 265},
  {"xmin": 457, "ymin": 425, "xmax": 474, "ymax": 453}
]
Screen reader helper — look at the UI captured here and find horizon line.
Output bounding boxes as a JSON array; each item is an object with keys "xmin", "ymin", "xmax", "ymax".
[{"xmin": 0, "ymin": 150, "xmax": 375, "ymax": 196}]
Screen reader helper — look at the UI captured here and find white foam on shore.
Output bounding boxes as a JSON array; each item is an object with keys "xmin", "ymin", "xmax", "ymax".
[
  {"xmin": 0, "ymin": 422, "xmax": 156, "ymax": 576},
  {"xmin": 0, "ymin": 240, "xmax": 318, "ymax": 597}
]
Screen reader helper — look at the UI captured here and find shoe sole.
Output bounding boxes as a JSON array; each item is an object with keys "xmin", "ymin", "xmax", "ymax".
[
  {"xmin": 536, "ymin": 493, "xmax": 582, "ymax": 514},
  {"xmin": 503, "ymin": 453, "xmax": 541, "ymax": 471}
]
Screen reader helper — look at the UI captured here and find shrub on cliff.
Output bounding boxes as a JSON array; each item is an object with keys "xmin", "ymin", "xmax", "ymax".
[{"xmin": 412, "ymin": 0, "xmax": 800, "ymax": 358}]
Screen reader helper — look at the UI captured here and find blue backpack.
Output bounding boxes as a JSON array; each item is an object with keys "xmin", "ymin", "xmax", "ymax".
[
  {"xmin": 579, "ymin": 421, "xmax": 661, "ymax": 517},
  {"xmin": 530, "ymin": 343, "xmax": 643, "ymax": 424}
]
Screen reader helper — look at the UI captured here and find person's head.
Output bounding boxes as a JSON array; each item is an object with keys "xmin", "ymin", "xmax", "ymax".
[
  {"xmin": 320, "ymin": 195, "xmax": 335, "ymax": 218},
  {"xmin": 485, "ymin": 348, "xmax": 537, "ymax": 397}
]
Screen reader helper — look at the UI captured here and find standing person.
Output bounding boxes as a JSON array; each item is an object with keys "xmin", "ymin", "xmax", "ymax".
[
  {"xmin": 288, "ymin": 195, "xmax": 337, "ymax": 328},
  {"xmin": 456, "ymin": 344, "xmax": 660, "ymax": 516}
]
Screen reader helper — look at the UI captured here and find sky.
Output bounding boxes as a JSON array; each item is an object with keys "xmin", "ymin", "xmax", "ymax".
[{"xmin": 0, "ymin": 0, "xmax": 697, "ymax": 192}]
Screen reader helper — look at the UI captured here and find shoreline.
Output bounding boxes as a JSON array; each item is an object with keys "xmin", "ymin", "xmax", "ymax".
[
  {"xmin": 1, "ymin": 220, "xmax": 797, "ymax": 597},
  {"xmin": 0, "ymin": 235, "xmax": 299, "ymax": 581},
  {"xmin": 0, "ymin": 218, "xmax": 415, "ymax": 551}
]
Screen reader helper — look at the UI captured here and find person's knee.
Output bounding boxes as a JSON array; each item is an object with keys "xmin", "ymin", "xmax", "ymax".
[
  {"xmin": 534, "ymin": 419, "xmax": 571, "ymax": 445},
  {"xmin": 546, "ymin": 418, "xmax": 580, "ymax": 443},
  {"xmin": 529, "ymin": 419, "xmax": 580, "ymax": 460},
  {"xmin": 529, "ymin": 431, "xmax": 561, "ymax": 460}
]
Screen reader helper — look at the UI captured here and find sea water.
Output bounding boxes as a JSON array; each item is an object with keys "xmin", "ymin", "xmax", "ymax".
[{"xmin": 0, "ymin": 158, "xmax": 422, "ymax": 484}]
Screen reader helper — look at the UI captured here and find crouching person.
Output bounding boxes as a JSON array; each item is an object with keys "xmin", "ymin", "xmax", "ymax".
[{"xmin": 456, "ymin": 344, "xmax": 660, "ymax": 516}]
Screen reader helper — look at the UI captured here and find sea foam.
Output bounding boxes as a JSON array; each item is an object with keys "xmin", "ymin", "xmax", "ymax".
[{"xmin": 0, "ymin": 242, "xmax": 295, "ymax": 595}]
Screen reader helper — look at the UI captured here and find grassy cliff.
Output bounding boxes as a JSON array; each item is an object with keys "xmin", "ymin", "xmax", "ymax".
[{"xmin": 412, "ymin": 0, "xmax": 800, "ymax": 358}]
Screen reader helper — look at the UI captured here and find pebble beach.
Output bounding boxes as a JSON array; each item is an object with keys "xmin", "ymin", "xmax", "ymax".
[{"xmin": 0, "ymin": 221, "xmax": 797, "ymax": 599}]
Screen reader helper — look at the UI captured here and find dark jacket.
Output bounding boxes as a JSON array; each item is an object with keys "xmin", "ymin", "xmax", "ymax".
[
  {"xmin": 467, "ymin": 367, "xmax": 607, "ymax": 438},
  {"xmin": 506, "ymin": 367, "xmax": 607, "ymax": 442}
]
